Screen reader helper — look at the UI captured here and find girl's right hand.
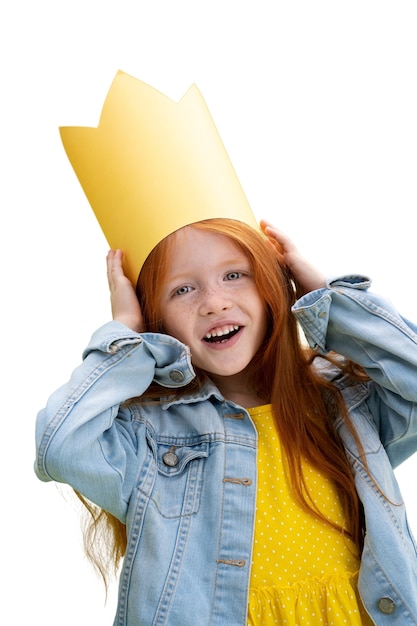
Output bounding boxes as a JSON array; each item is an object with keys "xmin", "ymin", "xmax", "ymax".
[
  {"xmin": 260, "ymin": 220, "xmax": 326, "ymax": 295},
  {"xmin": 106, "ymin": 250, "xmax": 144, "ymax": 333}
]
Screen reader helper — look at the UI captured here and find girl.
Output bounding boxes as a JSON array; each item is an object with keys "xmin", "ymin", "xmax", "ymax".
[{"xmin": 35, "ymin": 218, "xmax": 417, "ymax": 625}]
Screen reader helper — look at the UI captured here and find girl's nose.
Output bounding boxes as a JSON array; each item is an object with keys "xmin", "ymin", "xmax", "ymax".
[{"xmin": 199, "ymin": 286, "xmax": 232, "ymax": 315}]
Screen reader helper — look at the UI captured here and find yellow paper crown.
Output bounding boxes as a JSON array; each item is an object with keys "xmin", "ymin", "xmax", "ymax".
[{"xmin": 60, "ymin": 70, "xmax": 258, "ymax": 285}]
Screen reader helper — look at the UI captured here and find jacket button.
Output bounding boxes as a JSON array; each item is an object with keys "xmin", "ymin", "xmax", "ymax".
[
  {"xmin": 169, "ymin": 369, "xmax": 185, "ymax": 383},
  {"xmin": 163, "ymin": 447, "xmax": 179, "ymax": 467},
  {"xmin": 377, "ymin": 597, "xmax": 396, "ymax": 615}
]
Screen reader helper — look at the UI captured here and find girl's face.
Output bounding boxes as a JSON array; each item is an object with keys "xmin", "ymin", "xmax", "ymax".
[{"xmin": 160, "ymin": 227, "xmax": 268, "ymax": 387}]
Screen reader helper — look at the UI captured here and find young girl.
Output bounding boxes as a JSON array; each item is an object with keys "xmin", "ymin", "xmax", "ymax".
[{"xmin": 35, "ymin": 217, "xmax": 417, "ymax": 625}]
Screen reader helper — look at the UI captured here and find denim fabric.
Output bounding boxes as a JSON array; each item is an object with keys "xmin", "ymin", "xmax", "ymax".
[{"xmin": 35, "ymin": 277, "xmax": 417, "ymax": 625}]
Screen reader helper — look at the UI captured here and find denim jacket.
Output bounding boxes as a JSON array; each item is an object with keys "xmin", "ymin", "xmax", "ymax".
[{"xmin": 35, "ymin": 277, "xmax": 417, "ymax": 625}]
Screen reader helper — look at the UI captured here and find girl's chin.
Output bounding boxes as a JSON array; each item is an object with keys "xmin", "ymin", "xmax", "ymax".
[{"xmin": 198, "ymin": 363, "xmax": 251, "ymax": 381}]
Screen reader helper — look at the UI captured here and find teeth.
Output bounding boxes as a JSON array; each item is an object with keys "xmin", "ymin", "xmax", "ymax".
[{"xmin": 205, "ymin": 325, "xmax": 239, "ymax": 339}]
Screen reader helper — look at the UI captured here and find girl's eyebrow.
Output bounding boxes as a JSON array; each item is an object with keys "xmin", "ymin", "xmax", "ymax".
[{"xmin": 165, "ymin": 257, "xmax": 251, "ymax": 284}]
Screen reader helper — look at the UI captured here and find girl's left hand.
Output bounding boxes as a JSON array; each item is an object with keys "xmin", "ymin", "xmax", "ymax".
[{"xmin": 260, "ymin": 220, "xmax": 326, "ymax": 295}]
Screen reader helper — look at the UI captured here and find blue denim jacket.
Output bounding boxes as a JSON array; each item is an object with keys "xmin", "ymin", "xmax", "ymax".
[{"xmin": 35, "ymin": 277, "xmax": 417, "ymax": 625}]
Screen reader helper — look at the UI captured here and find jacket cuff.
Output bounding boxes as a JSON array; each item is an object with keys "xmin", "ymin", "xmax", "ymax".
[
  {"xmin": 82, "ymin": 321, "xmax": 195, "ymax": 388},
  {"xmin": 326, "ymin": 275, "xmax": 371, "ymax": 289},
  {"xmin": 291, "ymin": 275, "xmax": 371, "ymax": 353}
]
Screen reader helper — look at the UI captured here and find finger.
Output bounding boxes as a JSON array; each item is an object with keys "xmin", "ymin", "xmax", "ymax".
[
  {"xmin": 261, "ymin": 222, "xmax": 299, "ymax": 259},
  {"xmin": 260, "ymin": 221, "xmax": 287, "ymax": 257},
  {"xmin": 261, "ymin": 221, "xmax": 291, "ymax": 246},
  {"xmin": 107, "ymin": 249, "xmax": 123, "ymax": 268},
  {"xmin": 264, "ymin": 236, "xmax": 285, "ymax": 260},
  {"xmin": 107, "ymin": 250, "xmax": 124, "ymax": 282},
  {"xmin": 107, "ymin": 254, "xmax": 125, "ymax": 299}
]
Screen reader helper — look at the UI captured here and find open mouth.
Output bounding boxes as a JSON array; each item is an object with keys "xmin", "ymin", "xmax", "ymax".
[{"xmin": 203, "ymin": 326, "xmax": 241, "ymax": 344}]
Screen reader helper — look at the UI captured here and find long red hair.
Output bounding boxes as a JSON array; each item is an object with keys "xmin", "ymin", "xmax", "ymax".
[{"xmin": 80, "ymin": 218, "xmax": 367, "ymax": 587}]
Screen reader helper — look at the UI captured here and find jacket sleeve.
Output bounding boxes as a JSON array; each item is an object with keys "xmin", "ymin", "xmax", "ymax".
[
  {"xmin": 292, "ymin": 276, "xmax": 417, "ymax": 466},
  {"xmin": 34, "ymin": 321, "xmax": 195, "ymax": 520}
]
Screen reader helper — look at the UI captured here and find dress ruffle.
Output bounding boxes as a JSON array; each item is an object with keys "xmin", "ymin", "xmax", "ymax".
[{"xmin": 248, "ymin": 571, "xmax": 374, "ymax": 625}]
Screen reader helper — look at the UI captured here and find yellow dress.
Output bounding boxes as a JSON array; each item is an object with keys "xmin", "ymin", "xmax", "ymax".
[{"xmin": 247, "ymin": 405, "xmax": 374, "ymax": 626}]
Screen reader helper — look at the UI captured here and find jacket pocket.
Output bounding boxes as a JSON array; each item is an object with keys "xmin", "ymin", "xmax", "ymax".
[{"xmin": 147, "ymin": 435, "xmax": 209, "ymax": 518}]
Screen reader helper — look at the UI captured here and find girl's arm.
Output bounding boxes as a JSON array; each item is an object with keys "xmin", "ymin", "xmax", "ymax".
[
  {"xmin": 292, "ymin": 278, "xmax": 417, "ymax": 466},
  {"xmin": 262, "ymin": 221, "xmax": 417, "ymax": 465},
  {"xmin": 35, "ymin": 323, "xmax": 195, "ymax": 519},
  {"xmin": 34, "ymin": 252, "xmax": 195, "ymax": 520}
]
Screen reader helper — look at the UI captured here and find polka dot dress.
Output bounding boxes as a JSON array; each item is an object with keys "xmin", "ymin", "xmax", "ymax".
[{"xmin": 247, "ymin": 405, "xmax": 374, "ymax": 625}]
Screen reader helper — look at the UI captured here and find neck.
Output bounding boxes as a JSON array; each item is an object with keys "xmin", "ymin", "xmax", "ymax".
[{"xmin": 209, "ymin": 371, "xmax": 269, "ymax": 409}]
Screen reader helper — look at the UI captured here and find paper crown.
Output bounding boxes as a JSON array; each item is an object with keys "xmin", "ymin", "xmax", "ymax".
[{"xmin": 60, "ymin": 70, "xmax": 258, "ymax": 285}]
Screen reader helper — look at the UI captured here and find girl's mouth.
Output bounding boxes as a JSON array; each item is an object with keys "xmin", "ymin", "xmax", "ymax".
[{"xmin": 203, "ymin": 325, "xmax": 241, "ymax": 344}]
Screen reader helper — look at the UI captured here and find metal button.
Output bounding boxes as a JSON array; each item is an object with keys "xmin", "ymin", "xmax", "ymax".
[
  {"xmin": 163, "ymin": 446, "xmax": 179, "ymax": 467},
  {"xmin": 223, "ymin": 412, "xmax": 245, "ymax": 420},
  {"xmin": 217, "ymin": 558, "xmax": 246, "ymax": 567},
  {"xmin": 377, "ymin": 597, "xmax": 396, "ymax": 615},
  {"xmin": 223, "ymin": 477, "xmax": 253, "ymax": 486},
  {"xmin": 169, "ymin": 369, "xmax": 185, "ymax": 383}
]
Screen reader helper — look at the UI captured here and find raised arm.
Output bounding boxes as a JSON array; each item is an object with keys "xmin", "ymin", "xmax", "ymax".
[{"xmin": 34, "ymin": 251, "xmax": 195, "ymax": 519}]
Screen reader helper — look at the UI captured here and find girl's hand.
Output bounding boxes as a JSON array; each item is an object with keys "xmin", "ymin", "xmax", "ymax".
[
  {"xmin": 260, "ymin": 220, "xmax": 326, "ymax": 295},
  {"xmin": 106, "ymin": 250, "xmax": 144, "ymax": 332}
]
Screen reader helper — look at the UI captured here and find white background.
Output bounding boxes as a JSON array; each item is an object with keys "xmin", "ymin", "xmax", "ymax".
[{"xmin": 1, "ymin": 1, "xmax": 416, "ymax": 623}]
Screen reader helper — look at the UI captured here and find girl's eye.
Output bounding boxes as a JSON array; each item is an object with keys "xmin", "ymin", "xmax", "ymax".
[
  {"xmin": 175, "ymin": 285, "xmax": 192, "ymax": 296},
  {"xmin": 225, "ymin": 272, "xmax": 242, "ymax": 281}
]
